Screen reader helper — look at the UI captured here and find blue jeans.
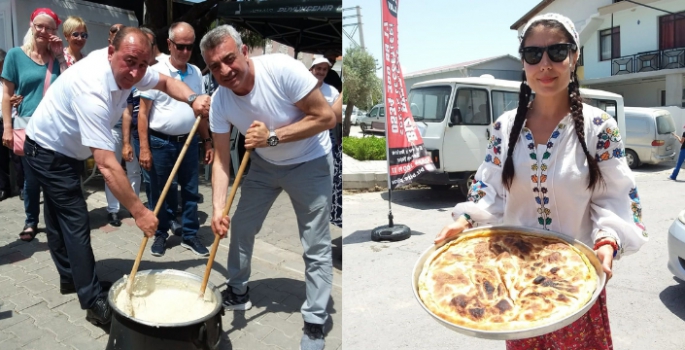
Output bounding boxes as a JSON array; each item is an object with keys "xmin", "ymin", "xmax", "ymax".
[
  {"xmin": 672, "ymin": 150, "xmax": 685, "ymax": 179},
  {"xmin": 147, "ymin": 134, "xmax": 200, "ymax": 240},
  {"xmin": 132, "ymin": 135, "xmax": 178, "ymax": 217},
  {"xmin": 21, "ymin": 156, "xmax": 41, "ymax": 227}
]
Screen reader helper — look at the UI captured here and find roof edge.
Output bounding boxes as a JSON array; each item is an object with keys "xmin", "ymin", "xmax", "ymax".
[{"xmin": 510, "ymin": 0, "xmax": 557, "ymax": 30}]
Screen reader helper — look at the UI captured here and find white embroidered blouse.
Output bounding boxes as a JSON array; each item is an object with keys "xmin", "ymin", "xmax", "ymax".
[{"xmin": 452, "ymin": 103, "xmax": 648, "ymax": 259}]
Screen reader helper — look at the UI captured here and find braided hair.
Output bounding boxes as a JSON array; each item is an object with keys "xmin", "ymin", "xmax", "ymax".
[{"xmin": 502, "ymin": 20, "xmax": 604, "ymax": 191}]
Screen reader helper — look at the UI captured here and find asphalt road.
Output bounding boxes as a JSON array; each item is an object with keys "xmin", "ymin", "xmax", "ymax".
[{"xmin": 342, "ymin": 162, "xmax": 685, "ymax": 350}]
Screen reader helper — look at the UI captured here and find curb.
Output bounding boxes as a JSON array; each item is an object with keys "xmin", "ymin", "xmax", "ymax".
[
  {"xmin": 342, "ymin": 172, "xmax": 388, "ymax": 190},
  {"xmin": 85, "ymin": 189, "xmax": 342, "ymax": 290}
]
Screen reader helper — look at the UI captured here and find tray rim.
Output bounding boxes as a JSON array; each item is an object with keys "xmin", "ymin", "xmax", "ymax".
[{"xmin": 411, "ymin": 225, "xmax": 607, "ymax": 340}]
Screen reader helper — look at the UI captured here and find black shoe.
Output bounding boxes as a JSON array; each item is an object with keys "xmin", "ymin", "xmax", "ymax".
[
  {"xmin": 86, "ymin": 297, "xmax": 112, "ymax": 326},
  {"xmin": 60, "ymin": 281, "xmax": 113, "ymax": 295},
  {"xmin": 169, "ymin": 219, "xmax": 183, "ymax": 236},
  {"xmin": 221, "ymin": 287, "xmax": 252, "ymax": 310},
  {"xmin": 150, "ymin": 235, "xmax": 167, "ymax": 257},
  {"xmin": 301, "ymin": 322, "xmax": 325, "ymax": 350},
  {"xmin": 181, "ymin": 237, "xmax": 209, "ymax": 256},
  {"xmin": 107, "ymin": 212, "xmax": 122, "ymax": 227}
]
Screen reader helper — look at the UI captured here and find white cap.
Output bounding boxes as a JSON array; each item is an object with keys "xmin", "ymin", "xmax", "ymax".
[{"xmin": 310, "ymin": 56, "xmax": 331, "ymax": 70}]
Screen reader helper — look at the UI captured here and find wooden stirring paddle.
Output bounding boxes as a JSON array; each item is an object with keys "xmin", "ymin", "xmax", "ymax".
[
  {"xmin": 199, "ymin": 149, "xmax": 252, "ymax": 297},
  {"xmin": 126, "ymin": 117, "xmax": 203, "ymax": 298}
]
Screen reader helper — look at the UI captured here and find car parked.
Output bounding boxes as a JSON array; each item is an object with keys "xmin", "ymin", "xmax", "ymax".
[
  {"xmin": 624, "ymin": 107, "xmax": 677, "ymax": 169},
  {"xmin": 343, "ymin": 105, "xmax": 363, "ymax": 125},
  {"xmin": 668, "ymin": 209, "xmax": 685, "ymax": 281},
  {"xmin": 358, "ymin": 104, "xmax": 385, "ymax": 131}
]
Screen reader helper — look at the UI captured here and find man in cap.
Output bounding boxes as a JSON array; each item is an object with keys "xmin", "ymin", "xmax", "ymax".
[{"xmin": 23, "ymin": 27, "xmax": 210, "ymax": 325}]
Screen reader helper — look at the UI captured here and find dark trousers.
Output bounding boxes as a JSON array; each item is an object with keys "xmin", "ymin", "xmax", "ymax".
[
  {"xmin": 0, "ymin": 123, "xmax": 23, "ymax": 193},
  {"xmin": 23, "ymin": 137, "xmax": 102, "ymax": 309}
]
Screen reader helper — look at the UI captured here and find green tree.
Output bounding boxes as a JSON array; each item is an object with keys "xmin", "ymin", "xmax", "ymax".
[{"xmin": 342, "ymin": 46, "xmax": 380, "ymax": 137}]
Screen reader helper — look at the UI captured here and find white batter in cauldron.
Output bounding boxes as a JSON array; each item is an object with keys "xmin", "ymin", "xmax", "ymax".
[{"xmin": 113, "ymin": 273, "xmax": 216, "ymax": 324}]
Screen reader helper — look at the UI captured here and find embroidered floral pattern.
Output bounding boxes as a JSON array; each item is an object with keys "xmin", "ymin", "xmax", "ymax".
[
  {"xmin": 629, "ymin": 187, "xmax": 647, "ymax": 237},
  {"xmin": 485, "ymin": 136, "xmax": 502, "ymax": 166},
  {"xmin": 595, "ymin": 127, "xmax": 624, "ymax": 163},
  {"xmin": 524, "ymin": 123, "xmax": 563, "ymax": 230},
  {"xmin": 467, "ymin": 180, "xmax": 488, "ymax": 203}
]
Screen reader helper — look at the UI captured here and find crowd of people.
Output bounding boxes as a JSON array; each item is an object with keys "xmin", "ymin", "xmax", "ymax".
[{"xmin": 0, "ymin": 7, "xmax": 342, "ymax": 350}]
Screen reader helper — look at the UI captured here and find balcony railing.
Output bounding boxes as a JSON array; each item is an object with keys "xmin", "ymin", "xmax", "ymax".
[{"xmin": 611, "ymin": 47, "xmax": 685, "ymax": 75}]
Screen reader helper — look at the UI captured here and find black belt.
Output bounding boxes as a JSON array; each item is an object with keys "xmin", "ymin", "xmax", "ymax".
[
  {"xmin": 25, "ymin": 136, "xmax": 55, "ymax": 155},
  {"xmin": 148, "ymin": 129, "xmax": 190, "ymax": 143}
]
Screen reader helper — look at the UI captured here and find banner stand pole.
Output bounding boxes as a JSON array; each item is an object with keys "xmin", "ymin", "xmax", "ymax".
[{"xmin": 370, "ymin": 26, "xmax": 410, "ymax": 243}]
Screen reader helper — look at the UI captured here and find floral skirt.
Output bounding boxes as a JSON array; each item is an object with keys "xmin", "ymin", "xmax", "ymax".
[{"xmin": 506, "ymin": 288, "xmax": 612, "ymax": 350}]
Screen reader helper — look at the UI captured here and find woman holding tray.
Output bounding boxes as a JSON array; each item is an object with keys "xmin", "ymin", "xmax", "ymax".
[{"xmin": 434, "ymin": 13, "xmax": 648, "ymax": 350}]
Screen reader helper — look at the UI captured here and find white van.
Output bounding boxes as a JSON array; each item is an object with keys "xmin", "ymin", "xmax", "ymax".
[
  {"xmin": 624, "ymin": 107, "xmax": 677, "ymax": 168},
  {"xmin": 408, "ymin": 76, "xmax": 625, "ymax": 196}
]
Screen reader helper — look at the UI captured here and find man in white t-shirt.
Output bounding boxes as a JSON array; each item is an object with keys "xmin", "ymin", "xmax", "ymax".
[
  {"xmin": 201, "ymin": 25, "xmax": 336, "ymax": 350},
  {"xmin": 138, "ymin": 22, "xmax": 213, "ymax": 257},
  {"xmin": 23, "ymin": 27, "xmax": 210, "ymax": 326}
]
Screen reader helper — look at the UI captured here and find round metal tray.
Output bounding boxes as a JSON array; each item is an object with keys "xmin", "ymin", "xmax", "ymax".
[{"xmin": 411, "ymin": 225, "xmax": 607, "ymax": 340}]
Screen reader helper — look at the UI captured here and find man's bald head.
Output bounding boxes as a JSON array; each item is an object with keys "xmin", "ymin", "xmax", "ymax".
[
  {"xmin": 112, "ymin": 27, "xmax": 152, "ymax": 52},
  {"xmin": 169, "ymin": 22, "xmax": 195, "ymax": 41}
]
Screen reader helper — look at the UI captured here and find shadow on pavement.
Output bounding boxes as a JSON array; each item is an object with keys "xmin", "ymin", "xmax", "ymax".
[
  {"xmin": 658, "ymin": 280, "xmax": 685, "ymax": 322},
  {"xmin": 222, "ymin": 277, "xmax": 338, "ymax": 340},
  {"xmin": 379, "ymin": 188, "xmax": 464, "ymax": 211},
  {"xmin": 0, "ymin": 239, "xmax": 50, "ymax": 265},
  {"xmin": 633, "ymin": 163, "xmax": 675, "ymax": 174},
  {"xmin": 331, "ymin": 236, "xmax": 342, "ymax": 271},
  {"xmin": 342, "ymin": 229, "xmax": 427, "ymax": 245}
]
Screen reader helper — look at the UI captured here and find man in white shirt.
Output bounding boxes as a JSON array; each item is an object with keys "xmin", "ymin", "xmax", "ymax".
[
  {"xmin": 23, "ymin": 27, "xmax": 210, "ymax": 326},
  {"xmin": 202, "ymin": 25, "xmax": 336, "ymax": 350},
  {"xmin": 138, "ymin": 22, "xmax": 213, "ymax": 257}
]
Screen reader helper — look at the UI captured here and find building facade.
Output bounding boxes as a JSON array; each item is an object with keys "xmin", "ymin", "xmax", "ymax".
[{"xmin": 512, "ymin": 0, "xmax": 685, "ymax": 108}]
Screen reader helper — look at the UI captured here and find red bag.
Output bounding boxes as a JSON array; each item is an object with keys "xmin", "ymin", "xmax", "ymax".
[{"xmin": 12, "ymin": 58, "xmax": 54, "ymax": 156}]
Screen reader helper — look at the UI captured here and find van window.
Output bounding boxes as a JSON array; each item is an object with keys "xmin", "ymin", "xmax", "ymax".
[
  {"xmin": 585, "ymin": 98, "xmax": 617, "ymax": 118},
  {"xmin": 455, "ymin": 88, "xmax": 490, "ymax": 125},
  {"xmin": 379, "ymin": 107, "xmax": 385, "ymax": 117},
  {"xmin": 408, "ymin": 86, "xmax": 452, "ymax": 122},
  {"xmin": 369, "ymin": 107, "xmax": 378, "ymax": 118},
  {"xmin": 656, "ymin": 115, "xmax": 675, "ymax": 134},
  {"xmin": 492, "ymin": 91, "xmax": 519, "ymax": 119},
  {"xmin": 626, "ymin": 117, "xmax": 650, "ymax": 137}
]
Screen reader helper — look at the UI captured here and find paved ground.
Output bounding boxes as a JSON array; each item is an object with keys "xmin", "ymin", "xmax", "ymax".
[
  {"xmin": 0, "ymin": 173, "xmax": 342, "ymax": 350},
  {"xmin": 343, "ymin": 162, "xmax": 685, "ymax": 350}
]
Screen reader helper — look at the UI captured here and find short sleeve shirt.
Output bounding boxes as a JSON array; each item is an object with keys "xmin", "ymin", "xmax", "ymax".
[
  {"xmin": 1, "ymin": 47, "xmax": 60, "ymax": 120},
  {"xmin": 209, "ymin": 53, "xmax": 329, "ymax": 165},
  {"xmin": 26, "ymin": 48, "xmax": 159, "ymax": 160}
]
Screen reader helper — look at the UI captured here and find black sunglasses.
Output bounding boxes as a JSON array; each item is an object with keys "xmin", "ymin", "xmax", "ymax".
[
  {"xmin": 520, "ymin": 43, "xmax": 577, "ymax": 65},
  {"xmin": 169, "ymin": 39, "xmax": 193, "ymax": 52},
  {"xmin": 71, "ymin": 32, "xmax": 88, "ymax": 39}
]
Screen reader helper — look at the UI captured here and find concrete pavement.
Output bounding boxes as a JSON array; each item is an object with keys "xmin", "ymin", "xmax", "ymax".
[
  {"xmin": 342, "ymin": 162, "xmax": 685, "ymax": 350},
  {"xmin": 0, "ymin": 174, "xmax": 342, "ymax": 350}
]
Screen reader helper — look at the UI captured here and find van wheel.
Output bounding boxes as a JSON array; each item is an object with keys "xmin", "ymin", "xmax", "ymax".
[
  {"xmin": 429, "ymin": 185, "xmax": 452, "ymax": 191},
  {"xmin": 459, "ymin": 172, "xmax": 477, "ymax": 198},
  {"xmin": 625, "ymin": 149, "xmax": 640, "ymax": 169}
]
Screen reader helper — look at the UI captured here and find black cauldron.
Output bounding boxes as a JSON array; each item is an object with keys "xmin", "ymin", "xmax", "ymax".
[{"xmin": 106, "ymin": 269, "xmax": 224, "ymax": 350}]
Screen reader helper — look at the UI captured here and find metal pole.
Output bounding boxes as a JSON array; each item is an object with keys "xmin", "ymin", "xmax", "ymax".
[
  {"xmin": 167, "ymin": 0, "xmax": 173, "ymax": 25},
  {"xmin": 380, "ymin": 5, "xmax": 393, "ymax": 227},
  {"xmin": 356, "ymin": 6, "xmax": 366, "ymax": 51}
]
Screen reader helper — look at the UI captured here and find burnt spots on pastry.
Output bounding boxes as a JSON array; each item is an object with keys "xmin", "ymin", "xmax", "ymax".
[{"xmin": 418, "ymin": 230, "xmax": 598, "ymax": 331}]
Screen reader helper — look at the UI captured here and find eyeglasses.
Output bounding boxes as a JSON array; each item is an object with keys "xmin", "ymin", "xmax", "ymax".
[
  {"xmin": 169, "ymin": 39, "xmax": 193, "ymax": 52},
  {"xmin": 71, "ymin": 32, "xmax": 89, "ymax": 39},
  {"xmin": 33, "ymin": 23, "xmax": 56, "ymax": 33},
  {"xmin": 520, "ymin": 43, "xmax": 577, "ymax": 65}
]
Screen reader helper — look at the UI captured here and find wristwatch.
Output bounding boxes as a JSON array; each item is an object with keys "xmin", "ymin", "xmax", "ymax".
[
  {"xmin": 187, "ymin": 93, "xmax": 200, "ymax": 105},
  {"xmin": 267, "ymin": 130, "xmax": 279, "ymax": 147}
]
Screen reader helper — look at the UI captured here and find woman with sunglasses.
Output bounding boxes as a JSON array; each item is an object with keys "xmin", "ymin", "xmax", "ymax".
[
  {"xmin": 1, "ymin": 8, "xmax": 66, "ymax": 242},
  {"xmin": 62, "ymin": 16, "xmax": 88, "ymax": 67},
  {"xmin": 434, "ymin": 13, "xmax": 648, "ymax": 349}
]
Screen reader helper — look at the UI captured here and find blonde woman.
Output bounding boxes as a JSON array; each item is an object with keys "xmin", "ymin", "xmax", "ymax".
[
  {"xmin": 1, "ymin": 8, "xmax": 66, "ymax": 241},
  {"xmin": 62, "ymin": 16, "xmax": 88, "ymax": 66}
]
